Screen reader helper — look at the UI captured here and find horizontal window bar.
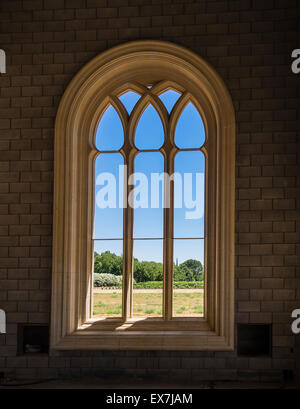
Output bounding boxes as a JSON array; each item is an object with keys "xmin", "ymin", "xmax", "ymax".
[
  {"xmin": 133, "ymin": 238, "xmax": 163, "ymax": 240},
  {"xmin": 173, "ymin": 237, "xmax": 205, "ymax": 240},
  {"xmin": 95, "ymin": 150, "xmax": 123, "ymax": 154},
  {"xmin": 95, "ymin": 147, "xmax": 205, "ymax": 154},
  {"xmin": 94, "ymin": 237, "xmax": 205, "ymax": 241},
  {"xmin": 93, "ymin": 238, "xmax": 123, "ymax": 241}
]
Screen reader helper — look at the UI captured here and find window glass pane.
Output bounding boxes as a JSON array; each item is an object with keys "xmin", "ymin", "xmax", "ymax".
[
  {"xmin": 132, "ymin": 152, "xmax": 164, "ymax": 239},
  {"xmin": 133, "ymin": 240, "xmax": 163, "ymax": 317},
  {"xmin": 135, "ymin": 104, "xmax": 164, "ymax": 150},
  {"xmin": 93, "ymin": 240, "xmax": 123, "ymax": 318},
  {"xmin": 94, "ymin": 153, "xmax": 124, "ymax": 239},
  {"xmin": 174, "ymin": 151, "xmax": 205, "ymax": 238},
  {"xmin": 95, "ymin": 105, "xmax": 124, "ymax": 151},
  {"xmin": 159, "ymin": 89, "xmax": 181, "ymax": 113},
  {"xmin": 173, "ymin": 239, "xmax": 204, "ymax": 317},
  {"xmin": 175, "ymin": 102, "xmax": 205, "ymax": 149},
  {"xmin": 119, "ymin": 90, "xmax": 141, "ymax": 114}
]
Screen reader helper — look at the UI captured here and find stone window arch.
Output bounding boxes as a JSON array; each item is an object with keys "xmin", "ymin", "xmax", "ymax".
[{"xmin": 51, "ymin": 41, "xmax": 235, "ymax": 350}]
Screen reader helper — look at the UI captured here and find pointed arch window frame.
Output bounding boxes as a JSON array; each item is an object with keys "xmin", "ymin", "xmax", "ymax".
[
  {"xmin": 93, "ymin": 84, "xmax": 206, "ymax": 321},
  {"xmin": 51, "ymin": 41, "xmax": 235, "ymax": 351}
]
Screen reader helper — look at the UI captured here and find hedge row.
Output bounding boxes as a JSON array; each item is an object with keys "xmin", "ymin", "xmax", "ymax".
[
  {"xmin": 94, "ymin": 273, "xmax": 122, "ymax": 287},
  {"xmin": 94, "ymin": 274, "xmax": 203, "ymax": 289},
  {"xmin": 133, "ymin": 281, "xmax": 203, "ymax": 289}
]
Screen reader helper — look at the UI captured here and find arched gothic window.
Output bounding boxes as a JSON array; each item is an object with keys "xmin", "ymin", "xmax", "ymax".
[
  {"xmin": 51, "ymin": 42, "xmax": 235, "ymax": 350},
  {"xmin": 93, "ymin": 84, "xmax": 206, "ymax": 321}
]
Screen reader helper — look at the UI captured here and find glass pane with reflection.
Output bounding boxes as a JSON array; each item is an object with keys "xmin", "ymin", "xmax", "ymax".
[
  {"xmin": 173, "ymin": 239, "xmax": 204, "ymax": 317},
  {"xmin": 175, "ymin": 102, "xmax": 205, "ymax": 149},
  {"xmin": 93, "ymin": 240, "xmax": 123, "ymax": 318},
  {"xmin": 135, "ymin": 104, "xmax": 164, "ymax": 150},
  {"xmin": 95, "ymin": 105, "xmax": 124, "ymax": 151},
  {"xmin": 159, "ymin": 89, "xmax": 181, "ymax": 113},
  {"xmin": 94, "ymin": 153, "xmax": 124, "ymax": 239},
  {"xmin": 133, "ymin": 152, "xmax": 164, "ymax": 239},
  {"xmin": 174, "ymin": 151, "xmax": 205, "ymax": 239},
  {"xmin": 133, "ymin": 240, "xmax": 163, "ymax": 318},
  {"xmin": 119, "ymin": 90, "xmax": 141, "ymax": 114}
]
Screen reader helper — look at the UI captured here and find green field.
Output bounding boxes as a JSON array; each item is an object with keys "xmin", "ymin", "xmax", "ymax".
[{"xmin": 93, "ymin": 289, "xmax": 204, "ymax": 317}]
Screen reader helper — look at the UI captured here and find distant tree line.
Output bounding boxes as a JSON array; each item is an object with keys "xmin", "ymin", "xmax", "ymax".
[{"xmin": 94, "ymin": 251, "xmax": 203, "ymax": 283}]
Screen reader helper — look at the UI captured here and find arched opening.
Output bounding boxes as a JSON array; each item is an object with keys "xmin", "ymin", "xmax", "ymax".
[{"xmin": 51, "ymin": 41, "xmax": 235, "ymax": 350}]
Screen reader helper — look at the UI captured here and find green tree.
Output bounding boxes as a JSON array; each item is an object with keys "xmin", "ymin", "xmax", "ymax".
[
  {"xmin": 133, "ymin": 260, "xmax": 163, "ymax": 282},
  {"xmin": 94, "ymin": 251, "xmax": 204, "ymax": 283},
  {"xmin": 178, "ymin": 259, "xmax": 203, "ymax": 281},
  {"xmin": 174, "ymin": 265, "xmax": 186, "ymax": 281},
  {"xmin": 94, "ymin": 251, "xmax": 123, "ymax": 276}
]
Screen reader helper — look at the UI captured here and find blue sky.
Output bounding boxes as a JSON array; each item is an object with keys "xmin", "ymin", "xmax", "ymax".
[{"xmin": 94, "ymin": 90, "xmax": 205, "ymax": 265}]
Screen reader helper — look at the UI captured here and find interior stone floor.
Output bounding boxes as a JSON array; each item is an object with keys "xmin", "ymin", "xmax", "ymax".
[{"xmin": 0, "ymin": 378, "xmax": 299, "ymax": 389}]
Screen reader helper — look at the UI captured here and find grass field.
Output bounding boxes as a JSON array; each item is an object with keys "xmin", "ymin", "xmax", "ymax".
[{"xmin": 93, "ymin": 289, "xmax": 204, "ymax": 317}]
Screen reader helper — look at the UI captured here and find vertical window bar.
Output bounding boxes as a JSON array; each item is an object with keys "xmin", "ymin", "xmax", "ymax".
[
  {"xmin": 163, "ymin": 150, "xmax": 175, "ymax": 320},
  {"xmin": 122, "ymin": 149, "xmax": 135, "ymax": 320}
]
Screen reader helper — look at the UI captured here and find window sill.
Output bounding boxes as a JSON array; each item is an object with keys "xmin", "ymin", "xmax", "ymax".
[{"xmin": 50, "ymin": 317, "xmax": 233, "ymax": 351}]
